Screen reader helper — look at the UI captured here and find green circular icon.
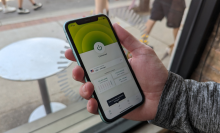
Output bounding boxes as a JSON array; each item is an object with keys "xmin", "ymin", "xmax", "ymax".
[
  {"xmin": 97, "ymin": 45, "xmax": 102, "ymax": 51},
  {"xmin": 94, "ymin": 42, "xmax": 105, "ymax": 53}
]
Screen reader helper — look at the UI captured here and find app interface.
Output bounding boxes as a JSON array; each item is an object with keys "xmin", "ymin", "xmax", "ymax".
[{"xmin": 68, "ymin": 16, "xmax": 142, "ymax": 119}]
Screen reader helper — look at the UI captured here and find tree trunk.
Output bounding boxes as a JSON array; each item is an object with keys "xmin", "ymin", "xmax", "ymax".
[{"xmin": 138, "ymin": 0, "xmax": 150, "ymax": 12}]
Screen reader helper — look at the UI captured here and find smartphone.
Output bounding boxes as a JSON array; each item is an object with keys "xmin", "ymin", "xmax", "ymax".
[{"xmin": 63, "ymin": 14, "xmax": 144, "ymax": 123}]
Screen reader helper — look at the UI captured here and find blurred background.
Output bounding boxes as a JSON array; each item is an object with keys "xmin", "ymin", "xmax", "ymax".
[{"xmin": 0, "ymin": 0, "xmax": 192, "ymax": 132}]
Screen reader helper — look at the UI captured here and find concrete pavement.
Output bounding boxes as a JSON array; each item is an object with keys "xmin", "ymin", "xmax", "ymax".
[{"xmin": 0, "ymin": 0, "xmax": 132, "ymax": 24}]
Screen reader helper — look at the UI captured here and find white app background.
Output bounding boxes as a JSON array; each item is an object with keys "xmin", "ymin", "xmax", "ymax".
[{"xmin": 80, "ymin": 42, "xmax": 142, "ymax": 119}]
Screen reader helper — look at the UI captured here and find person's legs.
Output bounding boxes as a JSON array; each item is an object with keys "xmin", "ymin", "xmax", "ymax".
[
  {"xmin": 0, "ymin": 0, "xmax": 4, "ymax": 11},
  {"xmin": 29, "ymin": 0, "xmax": 36, "ymax": 5},
  {"xmin": 105, "ymin": 0, "xmax": 109, "ymax": 16},
  {"xmin": 95, "ymin": 0, "xmax": 107, "ymax": 14},
  {"xmin": 166, "ymin": 27, "xmax": 179, "ymax": 55},
  {"xmin": 145, "ymin": 0, "xmax": 163, "ymax": 35},
  {"xmin": 17, "ymin": 0, "xmax": 30, "ymax": 14},
  {"xmin": 17, "ymin": 0, "xmax": 42, "ymax": 14},
  {"xmin": 1, "ymin": 0, "xmax": 16, "ymax": 13},
  {"xmin": 95, "ymin": 0, "xmax": 103, "ymax": 14},
  {"xmin": 145, "ymin": 19, "xmax": 156, "ymax": 35},
  {"xmin": 18, "ymin": 0, "xmax": 23, "ymax": 8},
  {"xmin": 164, "ymin": 0, "xmax": 185, "ymax": 55},
  {"xmin": 173, "ymin": 27, "xmax": 179, "ymax": 40},
  {"xmin": 128, "ymin": 0, "xmax": 137, "ymax": 10},
  {"xmin": 2, "ymin": 0, "xmax": 6, "ymax": 6},
  {"xmin": 164, "ymin": 27, "xmax": 179, "ymax": 57},
  {"xmin": 31, "ymin": 0, "xmax": 43, "ymax": 11}
]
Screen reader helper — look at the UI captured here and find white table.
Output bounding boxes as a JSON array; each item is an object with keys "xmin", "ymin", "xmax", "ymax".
[{"xmin": 0, "ymin": 37, "xmax": 72, "ymax": 122}]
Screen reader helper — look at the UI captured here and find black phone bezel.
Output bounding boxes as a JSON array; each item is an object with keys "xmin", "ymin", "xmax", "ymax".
[{"xmin": 64, "ymin": 14, "xmax": 145, "ymax": 123}]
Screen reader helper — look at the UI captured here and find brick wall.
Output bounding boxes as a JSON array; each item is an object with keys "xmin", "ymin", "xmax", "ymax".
[{"xmin": 191, "ymin": 16, "xmax": 220, "ymax": 82}]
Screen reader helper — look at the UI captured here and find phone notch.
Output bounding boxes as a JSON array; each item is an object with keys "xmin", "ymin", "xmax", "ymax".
[{"xmin": 76, "ymin": 16, "xmax": 98, "ymax": 25}]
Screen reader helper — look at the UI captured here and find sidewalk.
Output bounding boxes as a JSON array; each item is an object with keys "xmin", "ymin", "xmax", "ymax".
[
  {"xmin": 0, "ymin": 10, "xmax": 89, "ymax": 133},
  {"xmin": 0, "ymin": 2, "xmax": 171, "ymax": 132},
  {"xmin": 0, "ymin": 0, "xmax": 134, "ymax": 24}
]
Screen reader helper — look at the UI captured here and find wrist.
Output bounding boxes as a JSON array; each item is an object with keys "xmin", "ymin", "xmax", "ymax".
[{"xmin": 147, "ymin": 71, "xmax": 169, "ymax": 120}]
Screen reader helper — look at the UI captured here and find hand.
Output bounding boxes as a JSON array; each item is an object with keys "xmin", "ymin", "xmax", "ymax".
[{"xmin": 65, "ymin": 23, "xmax": 168, "ymax": 121}]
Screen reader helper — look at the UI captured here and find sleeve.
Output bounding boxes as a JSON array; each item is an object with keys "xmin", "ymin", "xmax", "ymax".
[{"xmin": 149, "ymin": 72, "xmax": 220, "ymax": 133}]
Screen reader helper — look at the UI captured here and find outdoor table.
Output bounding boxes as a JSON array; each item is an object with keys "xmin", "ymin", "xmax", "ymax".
[{"xmin": 0, "ymin": 37, "xmax": 72, "ymax": 122}]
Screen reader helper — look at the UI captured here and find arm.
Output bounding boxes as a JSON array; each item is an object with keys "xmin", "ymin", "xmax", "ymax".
[
  {"xmin": 66, "ymin": 23, "xmax": 218, "ymax": 131},
  {"xmin": 149, "ymin": 72, "xmax": 220, "ymax": 133}
]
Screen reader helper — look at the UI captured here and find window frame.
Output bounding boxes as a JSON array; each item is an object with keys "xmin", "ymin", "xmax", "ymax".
[
  {"xmin": 6, "ymin": 0, "xmax": 217, "ymax": 132},
  {"xmin": 169, "ymin": 0, "xmax": 220, "ymax": 78}
]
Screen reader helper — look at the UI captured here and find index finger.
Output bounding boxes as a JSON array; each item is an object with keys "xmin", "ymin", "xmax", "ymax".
[
  {"xmin": 113, "ymin": 23, "xmax": 143, "ymax": 53},
  {"xmin": 65, "ymin": 49, "xmax": 76, "ymax": 61}
]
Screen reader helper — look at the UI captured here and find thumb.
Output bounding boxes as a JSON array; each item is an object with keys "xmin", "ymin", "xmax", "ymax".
[{"xmin": 113, "ymin": 23, "xmax": 143, "ymax": 53}]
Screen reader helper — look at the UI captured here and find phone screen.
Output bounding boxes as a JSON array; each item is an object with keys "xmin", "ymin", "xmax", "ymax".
[{"xmin": 67, "ymin": 16, "xmax": 143, "ymax": 120}]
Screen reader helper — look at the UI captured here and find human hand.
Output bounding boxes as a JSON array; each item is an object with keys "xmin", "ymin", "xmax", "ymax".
[{"xmin": 65, "ymin": 23, "xmax": 168, "ymax": 121}]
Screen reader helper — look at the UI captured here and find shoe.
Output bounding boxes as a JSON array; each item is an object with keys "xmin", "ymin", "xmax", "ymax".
[
  {"xmin": 2, "ymin": 6, "xmax": 16, "ymax": 13},
  {"xmin": 17, "ymin": 8, "xmax": 30, "ymax": 14},
  {"xmin": 0, "ymin": 7, "xmax": 2, "ymax": 12},
  {"xmin": 33, "ymin": 3, "xmax": 42, "ymax": 10},
  {"xmin": 161, "ymin": 44, "xmax": 174, "ymax": 61},
  {"xmin": 166, "ymin": 43, "xmax": 174, "ymax": 55}
]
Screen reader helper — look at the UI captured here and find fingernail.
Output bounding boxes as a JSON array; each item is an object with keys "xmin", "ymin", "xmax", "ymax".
[
  {"xmin": 72, "ymin": 67, "xmax": 76, "ymax": 79},
  {"xmin": 83, "ymin": 84, "xmax": 87, "ymax": 93},
  {"xmin": 88, "ymin": 100, "xmax": 91, "ymax": 107}
]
